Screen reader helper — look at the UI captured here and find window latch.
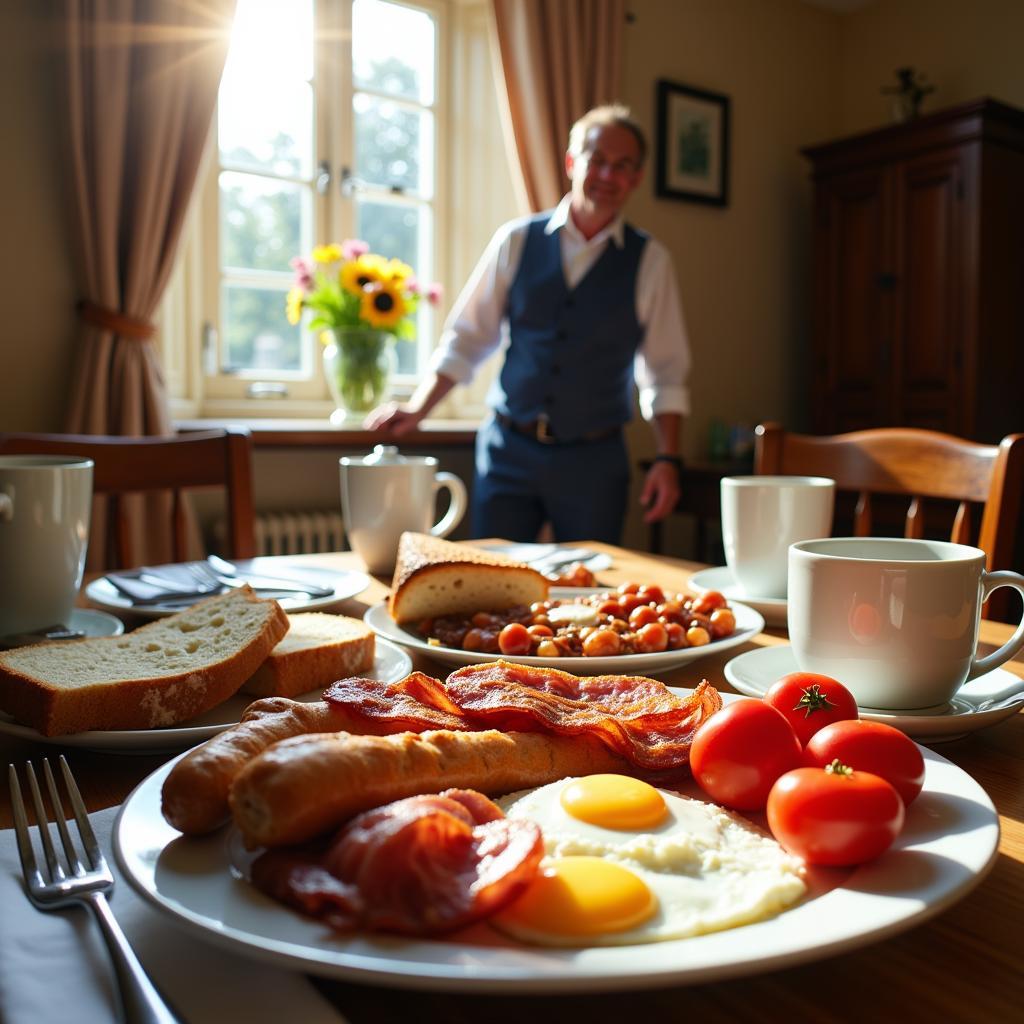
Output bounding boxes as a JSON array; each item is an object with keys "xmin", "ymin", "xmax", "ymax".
[
  {"xmin": 316, "ymin": 160, "xmax": 331, "ymax": 196},
  {"xmin": 246, "ymin": 381, "xmax": 289, "ymax": 399}
]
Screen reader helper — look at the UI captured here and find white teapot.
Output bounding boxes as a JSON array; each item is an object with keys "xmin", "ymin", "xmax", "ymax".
[{"xmin": 339, "ymin": 445, "xmax": 467, "ymax": 574}]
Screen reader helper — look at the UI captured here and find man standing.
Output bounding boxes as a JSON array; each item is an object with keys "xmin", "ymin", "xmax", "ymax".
[{"xmin": 365, "ymin": 104, "xmax": 690, "ymax": 544}]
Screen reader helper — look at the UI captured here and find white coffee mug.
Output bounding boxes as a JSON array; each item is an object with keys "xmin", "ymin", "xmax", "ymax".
[
  {"xmin": 0, "ymin": 455, "xmax": 94, "ymax": 635},
  {"xmin": 788, "ymin": 537, "xmax": 1024, "ymax": 710},
  {"xmin": 339, "ymin": 445, "xmax": 467, "ymax": 574},
  {"xmin": 721, "ymin": 475, "xmax": 835, "ymax": 598}
]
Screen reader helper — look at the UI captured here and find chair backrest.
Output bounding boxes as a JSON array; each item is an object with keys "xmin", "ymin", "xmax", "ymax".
[
  {"xmin": 754, "ymin": 423, "xmax": 1024, "ymax": 619},
  {"xmin": 0, "ymin": 428, "xmax": 256, "ymax": 567}
]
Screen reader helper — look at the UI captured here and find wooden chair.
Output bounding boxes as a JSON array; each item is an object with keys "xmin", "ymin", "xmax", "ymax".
[
  {"xmin": 0, "ymin": 427, "xmax": 256, "ymax": 567},
  {"xmin": 754, "ymin": 423, "xmax": 1024, "ymax": 620}
]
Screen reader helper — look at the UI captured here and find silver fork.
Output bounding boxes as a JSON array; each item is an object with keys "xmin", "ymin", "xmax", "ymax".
[{"xmin": 10, "ymin": 757, "xmax": 182, "ymax": 1023}]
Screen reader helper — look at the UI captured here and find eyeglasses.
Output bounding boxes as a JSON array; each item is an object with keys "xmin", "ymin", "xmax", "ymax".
[{"xmin": 581, "ymin": 152, "xmax": 639, "ymax": 176}]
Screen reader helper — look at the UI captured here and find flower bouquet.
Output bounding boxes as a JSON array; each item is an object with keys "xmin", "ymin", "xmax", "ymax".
[{"xmin": 286, "ymin": 240, "xmax": 442, "ymax": 419}]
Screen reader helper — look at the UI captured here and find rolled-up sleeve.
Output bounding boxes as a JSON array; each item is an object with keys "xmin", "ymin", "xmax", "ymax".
[{"xmin": 633, "ymin": 239, "xmax": 691, "ymax": 420}]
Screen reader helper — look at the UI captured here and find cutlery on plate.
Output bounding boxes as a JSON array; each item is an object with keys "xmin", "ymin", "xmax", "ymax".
[
  {"xmin": 10, "ymin": 756, "xmax": 183, "ymax": 1023},
  {"xmin": 201, "ymin": 555, "xmax": 336, "ymax": 598}
]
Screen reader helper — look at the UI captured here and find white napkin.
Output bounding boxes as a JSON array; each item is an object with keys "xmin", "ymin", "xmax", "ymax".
[{"xmin": 0, "ymin": 806, "xmax": 346, "ymax": 1024}]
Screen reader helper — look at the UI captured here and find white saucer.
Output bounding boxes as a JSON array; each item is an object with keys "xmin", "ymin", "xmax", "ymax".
[
  {"xmin": 724, "ymin": 643, "xmax": 1024, "ymax": 743},
  {"xmin": 688, "ymin": 566, "xmax": 787, "ymax": 627},
  {"xmin": 70, "ymin": 608, "xmax": 124, "ymax": 638}
]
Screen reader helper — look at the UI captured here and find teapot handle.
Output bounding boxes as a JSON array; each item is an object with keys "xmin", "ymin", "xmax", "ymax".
[{"xmin": 430, "ymin": 472, "xmax": 467, "ymax": 538}]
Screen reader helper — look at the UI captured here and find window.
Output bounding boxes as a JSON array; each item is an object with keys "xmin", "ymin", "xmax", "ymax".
[{"xmin": 163, "ymin": 0, "xmax": 518, "ymax": 418}]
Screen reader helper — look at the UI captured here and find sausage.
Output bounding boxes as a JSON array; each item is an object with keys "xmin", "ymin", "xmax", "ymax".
[{"xmin": 229, "ymin": 728, "xmax": 634, "ymax": 848}]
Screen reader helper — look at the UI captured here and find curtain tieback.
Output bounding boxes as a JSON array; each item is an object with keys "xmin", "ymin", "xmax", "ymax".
[{"xmin": 77, "ymin": 300, "xmax": 156, "ymax": 341}]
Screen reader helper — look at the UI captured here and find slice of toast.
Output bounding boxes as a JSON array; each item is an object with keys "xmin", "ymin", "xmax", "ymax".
[
  {"xmin": 388, "ymin": 532, "xmax": 549, "ymax": 624},
  {"xmin": 0, "ymin": 587, "xmax": 289, "ymax": 736},
  {"xmin": 241, "ymin": 612, "xmax": 375, "ymax": 699}
]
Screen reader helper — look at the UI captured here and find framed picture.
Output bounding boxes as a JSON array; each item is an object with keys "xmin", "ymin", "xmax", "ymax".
[{"xmin": 655, "ymin": 80, "xmax": 730, "ymax": 206}]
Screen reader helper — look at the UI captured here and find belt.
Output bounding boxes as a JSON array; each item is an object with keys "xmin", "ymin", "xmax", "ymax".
[{"xmin": 495, "ymin": 412, "xmax": 621, "ymax": 446}]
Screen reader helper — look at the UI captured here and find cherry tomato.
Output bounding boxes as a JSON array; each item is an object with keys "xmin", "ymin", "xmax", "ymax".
[
  {"xmin": 690, "ymin": 699, "xmax": 803, "ymax": 810},
  {"xmin": 582, "ymin": 628, "xmax": 622, "ymax": 657},
  {"xmin": 691, "ymin": 591, "xmax": 727, "ymax": 615},
  {"xmin": 767, "ymin": 762, "xmax": 905, "ymax": 866},
  {"xmin": 804, "ymin": 720, "xmax": 926, "ymax": 806},
  {"xmin": 629, "ymin": 605, "xmax": 659, "ymax": 629},
  {"xmin": 498, "ymin": 622, "xmax": 532, "ymax": 656},
  {"xmin": 664, "ymin": 622, "xmax": 687, "ymax": 648},
  {"xmin": 635, "ymin": 621, "xmax": 668, "ymax": 653},
  {"xmin": 764, "ymin": 672, "xmax": 859, "ymax": 747}
]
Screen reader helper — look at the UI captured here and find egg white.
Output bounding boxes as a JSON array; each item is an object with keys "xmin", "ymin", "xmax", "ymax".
[{"xmin": 495, "ymin": 778, "xmax": 807, "ymax": 947}]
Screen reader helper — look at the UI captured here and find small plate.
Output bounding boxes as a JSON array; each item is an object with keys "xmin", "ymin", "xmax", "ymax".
[
  {"xmin": 688, "ymin": 566, "xmax": 787, "ymax": 627},
  {"xmin": 0, "ymin": 637, "xmax": 413, "ymax": 754},
  {"xmin": 724, "ymin": 644, "xmax": 1024, "ymax": 742},
  {"xmin": 69, "ymin": 608, "xmax": 125, "ymax": 638},
  {"xmin": 364, "ymin": 588, "xmax": 765, "ymax": 675},
  {"xmin": 85, "ymin": 557, "xmax": 370, "ymax": 619}
]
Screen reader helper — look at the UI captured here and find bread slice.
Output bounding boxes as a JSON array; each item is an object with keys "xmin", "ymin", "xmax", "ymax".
[
  {"xmin": 0, "ymin": 587, "xmax": 289, "ymax": 736},
  {"xmin": 388, "ymin": 532, "xmax": 549, "ymax": 624},
  {"xmin": 241, "ymin": 612, "xmax": 375, "ymax": 699}
]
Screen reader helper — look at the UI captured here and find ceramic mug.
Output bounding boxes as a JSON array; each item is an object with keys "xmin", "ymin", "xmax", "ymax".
[
  {"xmin": 339, "ymin": 445, "xmax": 467, "ymax": 574},
  {"xmin": 788, "ymin": 537, "xmax": 1024, "ymax": 710},
  {"xmin": 0, "ymin": 455, "xmax": 94, "ymax": 635},
  {"xmin": 721, "ymin": 475, "xmax": 835, "ymax": 598}
]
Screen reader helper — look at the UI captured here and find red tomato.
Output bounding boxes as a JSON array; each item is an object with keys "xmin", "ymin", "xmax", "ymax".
[
  {"xmin": 767, "ymin": 763, "xmax": 905, "ymax": 866},
  {"xmin": 690, "ymin": 699, "xmax": 803, "ymax": 810},
  {"xmin": 804, "ymin": 720, "xmax": 926, "ymax": 806},
  {"xmin": 498, "ymin": 622, "xmax": 532, "ymax": 656},
  {"xmin": 764, "ymin": 672, "xmax": 859, "ymax": 746}
]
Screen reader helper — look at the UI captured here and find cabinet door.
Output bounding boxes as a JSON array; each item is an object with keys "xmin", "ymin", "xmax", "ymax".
[
  {"xmin": 811, "ymin": 166, "xmax": 893, "ymax": 433},
  {"xmin": 892, "ymin": 147, "xmax": 968, "ymax": 431}
]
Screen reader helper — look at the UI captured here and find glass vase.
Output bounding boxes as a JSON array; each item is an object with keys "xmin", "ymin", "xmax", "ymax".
[{"xmin": 322, "ymin": 328, "xmax": 397, "ymax": 424}]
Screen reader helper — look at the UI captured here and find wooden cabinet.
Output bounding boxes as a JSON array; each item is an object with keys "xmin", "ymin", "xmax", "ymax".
[{"xmin": 803, "ymin": 99, "xmax": 1024, "ymax": 442}]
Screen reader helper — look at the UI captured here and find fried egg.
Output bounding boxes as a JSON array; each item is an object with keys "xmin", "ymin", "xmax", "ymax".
[{"xmin": 491, "ymin": 775, "xmax": 806, "ymax": 947}]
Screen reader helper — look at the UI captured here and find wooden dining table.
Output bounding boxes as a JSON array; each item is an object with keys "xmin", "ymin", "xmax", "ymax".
[{"xmin": 2, "ymin": 542, "xmax": 1022, "ymax": 1023}]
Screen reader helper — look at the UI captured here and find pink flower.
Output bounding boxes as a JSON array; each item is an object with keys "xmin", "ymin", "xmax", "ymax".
[
  {"xmin": 405, "ymin": 276, "xmax": 420, "ymax": 295},
  {"xmin": 426, "ymin": 282, "xmax": 444, "ymax": 305},
  {"xmin": 289, "ymin": 257, "xmax": 314, "ymax": 290},
  {"xmin": 341, "ymin": 238, "xmax": 370, "ymax": 260}
]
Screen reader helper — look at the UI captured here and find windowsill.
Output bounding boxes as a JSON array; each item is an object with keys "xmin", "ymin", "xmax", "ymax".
[{"xmin": 174, "ymin": 417, "xmax": 478, "ymax": 448}]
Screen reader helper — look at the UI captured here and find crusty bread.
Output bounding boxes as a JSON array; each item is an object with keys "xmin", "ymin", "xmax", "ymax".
[
  {"xmin": 241, "ymin": 612, "xmax": 375, "ymax": 699},
  {"xmin": 0, "ymin": 587, "xmax": 289, "ymax": 736},
  {"xmin": 388, "ymin": 532, "xmax": 548, "ymax": 624}
]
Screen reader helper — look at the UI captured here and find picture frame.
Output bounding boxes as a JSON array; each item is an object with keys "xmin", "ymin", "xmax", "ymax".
[{"xmin": 655, "ymin": 79, "xmax": 730, "ymax": 206}]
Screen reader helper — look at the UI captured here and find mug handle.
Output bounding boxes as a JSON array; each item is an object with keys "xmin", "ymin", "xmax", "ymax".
[
  {"xmin": 0, "ymin": 494, "xmax": 11, "ymax": 521},
  {"xmin": 430, "ymin": 472, "xmax": 468, "ymax": 539},
  {"xmin": 968, "ymin": 570, "xmax": 1024, "ymax": 680}
]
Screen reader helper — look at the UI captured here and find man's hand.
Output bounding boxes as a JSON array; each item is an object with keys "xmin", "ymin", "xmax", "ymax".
[
  {"xmin": 362, "ymin": 402, "xmax": 424, "ymax": 436},
  {"xmin": 640, "ymin": 460, "xmax": 681, "ymax": 523}
]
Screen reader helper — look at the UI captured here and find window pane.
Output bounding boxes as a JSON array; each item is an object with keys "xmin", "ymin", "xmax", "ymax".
[
  {"xmin": 220, "ymin": 172, "xmax": 309, "ymax": 273},
  {"xmin": 353, "ymin": 0, "xmax": 435, "ymax": 104},
  {"xmin": 354, "ymin": 96, "xmax": 432, "ymax": 196},
  {"xmin": 222, "ymin": 284, "xmax": 302, "ymax": 373}
]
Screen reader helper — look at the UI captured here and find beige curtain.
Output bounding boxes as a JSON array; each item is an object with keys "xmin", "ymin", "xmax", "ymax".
[
  {"xmin": 64, "ymin": 0, "xmax": 235, "ymax": 567},
  {"xmin": 491, "ymin": 0, "xmax": 626, "ymax": 212}
]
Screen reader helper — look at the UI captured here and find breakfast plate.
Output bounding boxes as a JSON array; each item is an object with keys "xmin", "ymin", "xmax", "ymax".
[
  {"xmin": 113, "ymin": 706, "xmax": 999, "ymax": 993},
  {"xmin": 0, "ymin": 637, "xmax": 412, "ymax": 754},
  {"xmin": 687, "ymin": 566, "xmax": 788, "ymax": 627},
  {"xmin": 724, "ymin": 643, "xmax": 1024, "ymax": 743},
  {"xmin": 85, "ymin": 557, "xmax": 370, "ymax": 619},
  {"xmin": 363, "ymin": 588, "xmax": 765, "ymax": 675}
]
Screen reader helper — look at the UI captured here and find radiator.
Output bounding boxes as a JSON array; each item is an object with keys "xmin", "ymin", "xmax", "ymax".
[{"xmin": 253, "ymin": 510, "xmax": 347, "ymax": 556}]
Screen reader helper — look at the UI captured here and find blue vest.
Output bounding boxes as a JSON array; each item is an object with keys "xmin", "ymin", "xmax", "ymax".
[{"xmin": 497, "ymin": 214, "xmax": 648, "ymax": 440}]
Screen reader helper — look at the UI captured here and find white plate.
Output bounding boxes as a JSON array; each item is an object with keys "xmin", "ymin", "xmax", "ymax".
[
  {"xmin": 0, "ymin": 638, "xmax": 413, "ymax": 754},
  {"xmin": 363, "ymin": 588, "xmax": 765, "ymax": 675},
  {"xmin": 113, "ymin": 711, "xmax": 999, "ymax": 993},
  {"xmin": 0, "ymin": 609, "xmax": 125, "ymax": 648},
  {"xmin": 724, "ymin": 643, "xmax": 1024, "ymax": 742},
  {"xmin": 85, "ymin": 557, "xmax": 370, "ymax": 619},
  {"xmin": 688, "ymin": 566, "xmax": 788, "ymax": 627},
  {"xmin": 476, "ymin": 542, "xmax": 613, "ymax": 574}
]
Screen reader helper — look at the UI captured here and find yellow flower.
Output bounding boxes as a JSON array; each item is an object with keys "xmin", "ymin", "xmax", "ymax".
[
  {"xmin": 360, "ymin": 280, "xmax": 407, "ymax": 328},
  {"xmin": 340, "ymin": 254, "xmax": 385, "ymax": 296},
  {"xmin": 286, "ymin": 286, "xmax": 304, "ymax": 325},
  {"xmin": 312, "ymin": 243, "xmax": 343, "ymax": 264},
  {"xmin": 381, "ymin": 258, "xmax": 414, "ymax": 283}
]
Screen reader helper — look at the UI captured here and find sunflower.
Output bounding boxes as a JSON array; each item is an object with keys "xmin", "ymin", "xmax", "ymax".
[
  {"xmin": 312, "ymin": 243, "xmax": 343, "ymax": 264},
  {"xmin": 380, "ymin": 257, "xmax": 414, "ymax": 284},
  {"xmin": 285, "ymin": 286, "xmax": 304, "ymax": 325},
  {"xmin": 359, "ymin": 280, "xmax": 407, "ymax": 328},
  {"xmin": 340, "ymin": 254, "xmax": 386, "ymax": 296}
]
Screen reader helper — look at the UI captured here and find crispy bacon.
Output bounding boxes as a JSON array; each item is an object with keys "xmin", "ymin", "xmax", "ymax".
[
  {"xmin": 250, "ymin": 790, "xmax": 543, "ymax": 935},
  {"xmin": 323, "ymin": 660, "xmax": 722, "ymax": 772}
]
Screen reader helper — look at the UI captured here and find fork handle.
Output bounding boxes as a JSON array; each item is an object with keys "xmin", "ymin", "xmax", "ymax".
[{"xmin": 86, "ymin": 891, "xmax": 184, "ymax": 1024}]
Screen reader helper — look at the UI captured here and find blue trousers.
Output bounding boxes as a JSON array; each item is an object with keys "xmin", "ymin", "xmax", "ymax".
[{"xmin": 471, "ymin": 416, "xmax": 630, "ymax": 543}]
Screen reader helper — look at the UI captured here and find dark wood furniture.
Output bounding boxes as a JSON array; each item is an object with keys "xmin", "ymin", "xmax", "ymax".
[
  {"xmin": 802, "ymin": 98, "xmax": 1024, "ymax": 442},
  {"xmin": 754, "ymin": 422, "xmax": 1024, "ymax": 619},
  {"xmin": 0, "ymin": 427, "xmax": 256, "ymax": 567}
]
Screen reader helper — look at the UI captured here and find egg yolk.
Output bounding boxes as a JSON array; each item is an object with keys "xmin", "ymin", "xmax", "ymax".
[
  {"xmin": 560, "ymin": 775, "xmax": 668, "ymax": 830},
  {"xmin": 494, "ymin": 856, "xmax": 657, "ymax": 937}
]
